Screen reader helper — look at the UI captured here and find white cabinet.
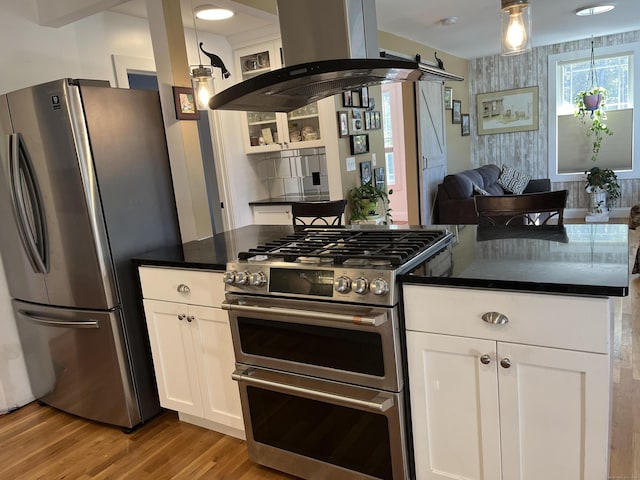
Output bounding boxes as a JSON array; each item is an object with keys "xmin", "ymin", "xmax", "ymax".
[
  {"xmin": 404, "ymin": 285, "xmax": 611, "ymax": 480},
  {"xmin": 139, "ymin": 267, "xmax": 244, "ymax": 439},
  {"xmin": 234, "ymin": 41, "xmax": 325, "ymax": 153},
  {"xmin": 251, "ymin": 204, "xmax": 292, "ymax": 225}
]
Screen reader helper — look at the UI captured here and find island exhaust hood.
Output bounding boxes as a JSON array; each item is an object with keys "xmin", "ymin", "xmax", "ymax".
[{"xmin": 209, "ymin": 0, "xmax": 463, "ymax": 112}]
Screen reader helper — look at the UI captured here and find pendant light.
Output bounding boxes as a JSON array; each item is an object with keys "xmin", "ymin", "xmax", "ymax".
[
  {"xmin": 190, "ymin": 1, "xmax": 213, "ymax": 110},
  {"xmin": 501, "ymin": 0, "xmax": 531, "ymax": 56}
]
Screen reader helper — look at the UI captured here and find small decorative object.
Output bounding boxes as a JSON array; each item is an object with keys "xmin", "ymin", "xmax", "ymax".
[
  {"xmin": 434, "ymin": 51, "xmax": 445, "ymax": 70},
  {"xmin": 337, "ymin": 111, "xmax": 349, "ymax": 137},
  {"xmin": 476, "ymin": 86, "xmax": 539, "ymax": 134},
  {"xmin": 584, "ymin": 166, "xmax": 620, "ymax": 222},
  {"xmin": 350, "ymin": 134, "xmax": 369, "ymax": 155},
  {"xmin": 461, "ymin": 113, "xmax": 470, "ymax": 136},
  {"xmin": 360, "ymin": 87, "xmax": 370, "ymax": 108},
  {"xmin": 360, "ymin": 160, "xmax": 372, "ymax": 184},
  {"xmin": 444, "ymin": 87, "xmax": 453, "ymax": 110},
  {"xmin": 199, "ymin": 43, "xmax": 230, "ymax": 78},
  {"xmin": 452, "ymin": 100, "xmax": 462, "ymax": 124},
  {"xmin": 343, "ymin": 90, "xmax": 353, "ymax": 107},
  {"xmin": 172, "ymin": 86, "xmax": 200, "ymax": 120},
  {"xmin": 348, "ymin": 182, "xmax": 393, "ymax": 223}
]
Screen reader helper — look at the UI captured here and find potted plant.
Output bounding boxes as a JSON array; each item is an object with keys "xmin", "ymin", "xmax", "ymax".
[
  {"xmin": 585, "ymin": 166, "xmax": 621, "ymax": 213},
  {"xmin": 348, "ymin": 183, "xmax": 393, "ymax": 224},
  {"xmin": 574, "ymin": 86, "xmax": 612, "ymax": 163}
]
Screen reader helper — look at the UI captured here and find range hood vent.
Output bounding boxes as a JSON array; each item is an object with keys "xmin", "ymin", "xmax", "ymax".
[{"xmin": 209, "ymin": 0, "xmax": 463, "ymax": 112}]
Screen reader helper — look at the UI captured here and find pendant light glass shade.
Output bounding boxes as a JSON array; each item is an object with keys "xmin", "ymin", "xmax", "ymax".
[
  {"xmin": 191, "ymin": 65, "xmax": 214, "ymax": 110},
  {"xmin": 501, "ymin": 0, "xmax": 531, "ymax": 56}
]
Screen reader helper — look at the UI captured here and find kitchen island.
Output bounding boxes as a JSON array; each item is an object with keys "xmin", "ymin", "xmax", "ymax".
[{"xmin": 133, "ymin": 223, "xmax": 629, "ymax": 480}]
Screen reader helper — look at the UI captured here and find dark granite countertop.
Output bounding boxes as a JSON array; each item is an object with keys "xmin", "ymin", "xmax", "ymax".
[
  {"xmin": 401, "ymin": 224, "xmax": 629, "ymax": 297},
  {"xmin": 134, "ymin": 224, "xmax": 629, "ymax": 297},
  {"xmin": 249, "ymin": 194, "xmax": 330, "ymax": 206}
]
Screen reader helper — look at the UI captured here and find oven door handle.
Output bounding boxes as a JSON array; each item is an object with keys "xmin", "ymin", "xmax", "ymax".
[
  {"xmin": 232, "ymin": 368, "xmax": 394, "ymax": 412},
  {"xmin": 222, "ymin": 301, "xmax": 387, "ymax": 327}
]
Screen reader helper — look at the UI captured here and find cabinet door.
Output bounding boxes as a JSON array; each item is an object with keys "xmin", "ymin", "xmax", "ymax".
[
  {"xmin": 498, "ymin": 342, "xmax": 610, "ymax": 480},
  {"xmin": 190, "ymin": 304, "xmax": 244, "ymax": 430},
  {"xmin": 142, "ymin": 299, "xmax": 203, "ymax": 417},
  {"xmin": 407, "ymin": 331, "xmax": 502, "ymax": 480}
]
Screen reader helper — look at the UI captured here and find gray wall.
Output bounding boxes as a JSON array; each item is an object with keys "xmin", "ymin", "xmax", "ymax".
[{"xmin": 469, "ymin": 30, "xmax": 640, "ymax": 211}]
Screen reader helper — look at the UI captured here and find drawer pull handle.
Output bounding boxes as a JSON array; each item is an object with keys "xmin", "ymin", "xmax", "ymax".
[
  {"xmin": 177, "ymin": 284, "xmax": 191, "ymax": 294},
  {"xmin": 480, "ymin": 354, "xmax": 491, "ymax": 365},
  {"xmin": 178, "ymin": 314, "xmax": 186, "ymax": 321},
  {"xmin": 482, "ymin": 312, "xmax": 509, "ymax": 325},
  {"xmin": 500, "ymin": 358, "xmax": 512, "ymax": 369},
  {"xmin": 187, "ymin": 315, "xmax": 195, "ymax": 323}
]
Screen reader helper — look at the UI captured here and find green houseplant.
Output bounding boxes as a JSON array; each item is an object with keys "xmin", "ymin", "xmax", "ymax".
[{"xmin": 348, "ymin": 183, "xmax": 393, "ymax": 224}]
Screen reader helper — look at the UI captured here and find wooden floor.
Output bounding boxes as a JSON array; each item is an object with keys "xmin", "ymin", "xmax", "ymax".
[{"xmin": 0, "ymin": 229, "xmax": 638, "ymax": 480}]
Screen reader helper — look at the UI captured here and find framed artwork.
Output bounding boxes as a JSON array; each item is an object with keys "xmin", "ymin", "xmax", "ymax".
[
  {"xmin": 452, "ymin": 100, "xmax": 462, "ymax": 124},
  {"xmin": 444, "ymin": 87, "xmax": 453, "ymax": 110},
  {"xmin": 337, "ymin": 111, "xmax": 349, "ymax": 137},
  {"xmin": 360, "ymin": 87, "xmax": 370, "ymax": 108},
  {"xmin": 374, "ymin": 167, "xmax": 385, "ymax": 190},
  {"xmin": 351, "ymin": 118, "xmax": 364, "ymax": 132},
  {"xmin": 343, "ymin": 90, "xmax": 353, "ymax": 107},
  {"xmin": 373, "ymin": 111, "xmax": 381, "ymax": 129},
  {"xmin": 476, "ymin": 86, "xmax": 539, "ymax": 135},
  {"xmin": 350, "ymin": 134, "xmax": 370, "ymax": 156},
  {"xmin": 172, "ymin": 86, "xmax": 200, "ymax": 120},
  {"xmin": 461, "ymin": 114, "xmax": 470, "ymax": 136},
  {"xmin": 364, "ymin": 111, "xmax": 372, "ymax": 130},
  {"xmin": 360, "ymin": 160, "xmax": 372, "ymax": 184}
]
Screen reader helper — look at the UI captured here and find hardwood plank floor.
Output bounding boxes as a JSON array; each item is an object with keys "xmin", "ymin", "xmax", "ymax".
[{"xmin": 1, "ymin": 228, "xmax": 638, "ymax": 480}]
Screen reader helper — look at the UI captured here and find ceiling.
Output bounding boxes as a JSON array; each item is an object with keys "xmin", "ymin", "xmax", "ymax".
[{"xmin": 109, "ymin": 0, "xmax": 640, "ymax": 60}]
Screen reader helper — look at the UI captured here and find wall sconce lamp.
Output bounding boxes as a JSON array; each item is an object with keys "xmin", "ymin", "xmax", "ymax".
[{"xmin": 501, "ymin": 0, "xmax": 531, "ymax": 56}]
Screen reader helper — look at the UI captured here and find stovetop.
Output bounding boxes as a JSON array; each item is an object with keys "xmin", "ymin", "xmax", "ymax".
[{"xmin": 237, "ymin": 228, "xmax": 451, "ymax": 268}]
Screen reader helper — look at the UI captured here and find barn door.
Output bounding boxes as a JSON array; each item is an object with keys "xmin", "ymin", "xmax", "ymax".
[{"xmin": 416, "ymin": 81, "xmax": 447, "ymax": 225}]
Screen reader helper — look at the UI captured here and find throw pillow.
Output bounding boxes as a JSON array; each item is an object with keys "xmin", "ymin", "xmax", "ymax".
[
  {"xmin": 497, "ymin": 165, "xmax": 531, "ymax": 195},
  {"xmin": 472, "ymin": 183, "xmax": 490, "ymax": 196}
]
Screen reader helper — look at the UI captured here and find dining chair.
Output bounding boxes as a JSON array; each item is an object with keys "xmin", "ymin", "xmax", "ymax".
[
  {"xmin": 291, "ymin": 200, "xmax": 347, "ymax": 226},
  {"xmin": 474, "ymin": 190, "xmax": 568, "ymax": 226}
]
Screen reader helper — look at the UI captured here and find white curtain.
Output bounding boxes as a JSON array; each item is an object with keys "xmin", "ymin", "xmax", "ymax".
[{"xmin": 0, "ymin": 255, "xmax": 33, "ymax": 414}]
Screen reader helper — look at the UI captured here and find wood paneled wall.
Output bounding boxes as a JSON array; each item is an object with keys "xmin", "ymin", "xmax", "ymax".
[{"xmin": 469, "ymin": 31, "xmax": 640, "ymax": 210}]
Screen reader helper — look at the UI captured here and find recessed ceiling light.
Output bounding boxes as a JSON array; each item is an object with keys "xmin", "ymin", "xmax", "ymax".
[
  {"xmin": 575, "ymin": 5, "xmax": 615, "ymax": 16},
  {"xmin": 440, "ymin": 16, "xmax": 458, "ymax": 26},
  {"xmin": 194, "ymin": 5, "xmax": 235, "ymax": 21}
]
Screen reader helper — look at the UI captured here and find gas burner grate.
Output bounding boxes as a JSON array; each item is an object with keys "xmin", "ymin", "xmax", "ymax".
[{"xmin": 238, "ymin": 229, "xmax": 449, "ymax": 266}]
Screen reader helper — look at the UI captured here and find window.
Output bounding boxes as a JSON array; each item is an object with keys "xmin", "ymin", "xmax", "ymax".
[
  {"xmin": 381, "ymin": 90, "xmax": 396, "ymax": 185},
  {"xmin": 548, "ymin": 42, "xmax": 640, "ymax": 181}
]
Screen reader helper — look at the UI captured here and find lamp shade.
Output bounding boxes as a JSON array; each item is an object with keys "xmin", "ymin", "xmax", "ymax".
[{"xmin": 501, "ymin": 0, "xmax": 531, "ymax": 56}]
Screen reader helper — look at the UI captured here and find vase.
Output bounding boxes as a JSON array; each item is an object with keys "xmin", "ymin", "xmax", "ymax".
[
  {"xmin": 583, "ymin": 93, "xmax": 602, "ymax": 111},
  {"xmin": 585, "ymin": 187, "xmax": 609, "ymax": 222}
]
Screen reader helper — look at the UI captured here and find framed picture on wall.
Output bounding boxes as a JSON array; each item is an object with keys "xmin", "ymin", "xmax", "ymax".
[
  {"xmin": 350, "ymin": 134, "xmax": 370, "ymax": 156},
  {"xmin": 172, "ymin": 86, "xmax": 200, "ymax": 120},
  {"xmin": 360, "ymin": 87, "xmax": 370, "ymax": 108},
  {"xmin": 360, "ymin": 160, "xmax": 372, "ymax": 184},
  {"xmin": 452, "ymin": 100, "xmax": 462, "ymax": 124},
  {"xmin": 444, "ymin": 87, "xmax": 453, "ymax": 110},
  {"xmin": 476, "ymin": 86, "xmax": 539, "ymax": 135},
  {"xmin": 374, "ymin": 167, "xmax": 385, "ymax": 191},
  {"xmin": 343, "ymin": 90, "xmax": 353, "ymax": 107},
  {"xmin": 337, "ymin": 111, "xmax": 349, "ymax": 137},
  {"xmin": 461, "ymin": 114, "xmax": 470, "ymax": 136}
]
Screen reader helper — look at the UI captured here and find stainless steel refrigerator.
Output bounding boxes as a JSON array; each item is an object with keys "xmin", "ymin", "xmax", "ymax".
[{"xmin": 0, "ymin": 79, "xmax": 180, "ymax": 429}]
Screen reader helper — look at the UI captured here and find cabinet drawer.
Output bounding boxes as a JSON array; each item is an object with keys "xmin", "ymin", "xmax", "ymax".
[
  {"xmin": 403, "ymin": 285, "xmax": 611, "ymax": 354},
  {"xmin": 139, "ymin": 267, "xmax": 224, "ymax": 307},
  {"xmin": 252, "ymin": 205, "xmax": 292, "ymax": 225}
]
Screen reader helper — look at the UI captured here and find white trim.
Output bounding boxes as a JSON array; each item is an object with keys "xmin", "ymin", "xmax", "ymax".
[
  {"xmin": 564, "ymin": 207, "xmax": 630, "ymax": 219},
  {"xmin": 548, "ymin": 42, "xmax": 640, "ymax": 182}
]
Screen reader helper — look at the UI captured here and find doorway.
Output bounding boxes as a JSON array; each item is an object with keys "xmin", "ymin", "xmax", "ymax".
[{"xmin": 381, "ymin": 83, "xmax": 408, "ymax": 224}]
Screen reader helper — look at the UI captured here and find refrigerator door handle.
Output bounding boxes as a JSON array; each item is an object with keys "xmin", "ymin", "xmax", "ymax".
[
  {"xmin": 18, "ymin": 309, "xmax": 100, "ymax": 329},
  {"xmin": 8, "ymin": 133, "xmax": 48, "ymax": 273}
]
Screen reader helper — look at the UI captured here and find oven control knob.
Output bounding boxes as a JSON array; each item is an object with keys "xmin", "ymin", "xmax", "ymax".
[
  {"xmin": 223, "ymin": 271, "xmax": 236, "ymax": 284},
  {"xmin": 249, "ymin": 272, "xmax": 267, "ymax": 287},
  {"xmin": 236, "ymin": 271, "xmax": 250, "ymax": 285},
  {"xmin": 354, "ymin": 277, "xmax": 370, "ymax": 294},
  {"xmin": 372, "ymin": 278, "xmax": 389, "ymax": 296},
  {"xmin": 335, "ymin": 276, "xmax": 352, "ymax": 293}
]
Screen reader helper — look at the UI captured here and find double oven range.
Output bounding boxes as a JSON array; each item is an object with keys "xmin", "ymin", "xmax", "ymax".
[{"xmin": 222, "ymin": 227, "xmax": 453, "ymax": 480}]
